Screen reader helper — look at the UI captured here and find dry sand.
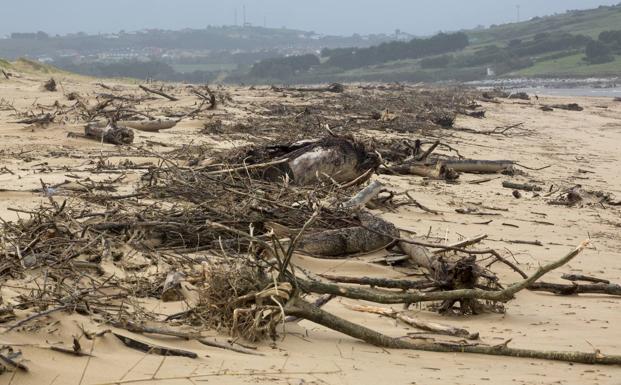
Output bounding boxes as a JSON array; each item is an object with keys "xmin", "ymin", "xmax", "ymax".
[{"xmin": 1, "ymin": 71, "xmax": 620, "ymax": 385}]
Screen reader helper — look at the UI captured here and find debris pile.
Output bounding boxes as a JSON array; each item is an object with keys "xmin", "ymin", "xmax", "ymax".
[{"xmin": 1, "ymin": 81, "xmax": 620, "ymax": 376}]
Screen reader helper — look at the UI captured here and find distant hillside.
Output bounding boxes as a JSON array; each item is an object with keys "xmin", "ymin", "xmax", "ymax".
[{"xmin": 242, "ymin": 4, "xmax": 621, "ymax": 83}]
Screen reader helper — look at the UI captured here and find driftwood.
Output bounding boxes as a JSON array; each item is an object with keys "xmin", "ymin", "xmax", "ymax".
[
  {"xmin": 349, "ymin": 305, "xmax": 479, "ymax": 339},
  {"xmin": 388, "ymin": 162, "xmax": 459, "ymax": 181},
  {"xmin": 139, "ymin": 85, "xmax": 179, "ymax": 101},
  {"xmin": 342, "ymin": 180, "xmax": 384, "ymax": 210},
  {"xmin": 118, "ymin": 118, "xmax": 178, "ymax": 132},
  {"xmin": 297, "ymin": 213, "xmax": 397, "ymax": 257},
  {"xmin": 113, "ymin": 333, "xmax": 197, "ymax": 358},
  {"xmin": 300, "ymin": 241, "xmax": 590, "ymax": 304},
  {"xmin": 562, "ymin": 274, "xmax": 609, "ymax": 284},
  {"xmin": 84, "ymin": 122, "xmax": 134, "ymax": 145},
  {"xmin": 284, "ymin": 296, "xmax": 621, "ymax": 365},
  {"xmin": 502, "ymin": 181, "xmax": 543, "ymax": 192},
  {"xmin": 319, "ymin": 274, "xmax": 435, "ymax": 290},
  {"xmin": 529, "ymin": 282, "xmax": 621, "ymax": 296},
  {"xmin": 15, "ymin": 113, "xmax": 54, "ymax": 125},
  {"xmin": 43, "ymin": 78, "xmax": 57, "ymax": 92},
  {"xmin": 441, "ymin": 159, "xmax": 514, "ymax": 174}
]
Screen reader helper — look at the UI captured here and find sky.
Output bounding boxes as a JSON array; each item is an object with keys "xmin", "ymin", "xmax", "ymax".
[{"xmin": 1, "ymin": 0, "xmax": 619, "ymax": 36}]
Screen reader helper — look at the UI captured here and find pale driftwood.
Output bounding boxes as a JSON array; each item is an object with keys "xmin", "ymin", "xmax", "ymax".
[
  {"xmin": 398, "ymin": 241, "xmax": 434, "ymax": 269},
  {"xmin": 349, "ymin": 305, "xmax": 479, "ymax": 339},
  {"xmin": 343, "ymin": 180, "xmax": 384, "ymax": 211},
  {"xmin": 562, "ymin": 274, "xmax": 610, "ymax": 284},
  {"xmin": 113, "ymin": 333, "xmax": 197, "ymax": 358},
  {"xmin": 118, "ymin": 118, "xmax": 178, "ymax": 132},
  {"xmin": 433, "ymin": 234, "xmax": 488, "ymax": 255},
  {"xmin": 440, "ymin": 159, "xmax": 514, "ymax": 174},
  {"xmin": 284, "ymin": 296, "xmax": 621, "ymax": 365},
  {"xmin": 389, "ymin": 162, "xmax": 459, "ymax": 180},
  {"xmin": 84, "ymin": 122, "xmax": 134, "ymax": 145},
  {"xmin": 298, "ymin": 213, "xmax": 398, "ymax": 257},
  {"xmin": 319, "ymin": 274, "xmax": 435, "ymax": 290},
  {"xmin": 139, "ymin": 85, "xmax": 179, "ymax": 101},
  {"xmin": 502, "ymin": 181, "xmax": 542, "ymax": 192}
]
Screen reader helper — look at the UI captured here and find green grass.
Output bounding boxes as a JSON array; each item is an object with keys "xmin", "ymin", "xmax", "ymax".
[
  {"xmin": 512, "ymin": 53, "xmax": 621, "ymax": 77},
  {"xmin": 468, "ymin": 5, "xmax": 621, "ymax": 45},
  {"xmin": 12, "ymin": 58, "xmax": 64, "ymax": 74},
  {"xmin": 0, "ymin": 58, "xmax": 11, "ymax": 69}
]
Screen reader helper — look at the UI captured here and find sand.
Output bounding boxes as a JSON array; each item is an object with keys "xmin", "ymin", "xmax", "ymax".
[{"xmin": 0, "ymin": 71, "xmax": 620, "ymax": 385}]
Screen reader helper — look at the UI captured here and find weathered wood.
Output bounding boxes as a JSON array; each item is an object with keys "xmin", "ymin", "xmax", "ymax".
[
  {"xmin": 441, "ymin": 159, "xmax": 514, "ymax": 174},
  {"xmin": 298, "ymin": 213, "xmax": 397, "ymax": 257},
  {"xmin": 139, "ymin": 85, "xmax": 179, "ymax": 101},
  {"xmin": 502, "ymin": 181, "xmax": 542, "ymax": 192},
  {"xmin": 299, "ymin": 241, "xmax": 590, "ymax": 304},
  {"xmin": 349, "ymin": 305, "xmax": 479, "ymax": 339},
  {"xmin": 388, "ymin": 162, "xmax": 459, "ymax": 180},
  {"xmin": 284, "ymin": 296, "xmax": 621, "ymax": 365},
  {"xmin": 113, "ymin": 333, "xmax": 197, "ymax": 358},
  {"xmin": 342, "ymin": 180, "xmax": 384, "ymax": 211},
  {"xmin": 84, "ymin": 122, "xmax": 134, "ymax": 145},
  {"xmin": 529, "ymin": 282, "xmax": 621, "ymax": 296},
  {"xmin": 319, "ymin": 274, "xmax": 435, "ymax": 290},
  {"xmin": 118, "ymin": 118, "xmax": 178, "ymax": 132}
]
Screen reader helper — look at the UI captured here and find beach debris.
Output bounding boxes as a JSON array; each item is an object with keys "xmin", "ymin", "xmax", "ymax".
[
  {"xmin": 43, "ymin": 78, "xmax": 57, "ymax": 92},
  {"xmin": 84, "ymin": 121, "xmax": 134, "ymax": 145}
]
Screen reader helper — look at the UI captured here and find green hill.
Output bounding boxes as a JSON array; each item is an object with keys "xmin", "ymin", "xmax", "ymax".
[{"xmin": 244, "ymin": 4, "xmax": 621, "ymax": 83}]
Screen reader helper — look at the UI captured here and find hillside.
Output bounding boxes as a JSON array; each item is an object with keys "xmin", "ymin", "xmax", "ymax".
[{"xmin": 243, "ymin": 4, "xmax": 621, "ymax": 83}]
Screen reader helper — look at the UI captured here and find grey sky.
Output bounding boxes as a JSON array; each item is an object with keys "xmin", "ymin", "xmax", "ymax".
[{"xmin": 1, "ymin": 0, "xmax": 619, "ymax": 36}]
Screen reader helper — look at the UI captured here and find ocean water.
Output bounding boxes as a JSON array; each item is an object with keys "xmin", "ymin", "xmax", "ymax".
[{"xmin": 516, "ymin": 87, "xmax": 621, "ymax": 98}]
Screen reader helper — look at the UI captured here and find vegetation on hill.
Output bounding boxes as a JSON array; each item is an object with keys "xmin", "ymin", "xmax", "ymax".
[{"xmin": 241, "ymin": 4, "xmax": 621, "ymax": 83}]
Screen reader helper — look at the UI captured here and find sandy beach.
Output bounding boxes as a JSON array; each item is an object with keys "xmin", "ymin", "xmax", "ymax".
[{"xmin": 1, "ymin": 70, "xmax": 620, "ymax": 385}]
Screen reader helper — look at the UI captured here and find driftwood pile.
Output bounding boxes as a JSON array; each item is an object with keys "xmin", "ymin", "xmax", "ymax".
[
  {"xmin": 1, "ymin": 83, "xmax": 619, "ymax": 376},
  {"xmin": 1, "ymin": 133, "xmax": 620, "ymax": 371}
]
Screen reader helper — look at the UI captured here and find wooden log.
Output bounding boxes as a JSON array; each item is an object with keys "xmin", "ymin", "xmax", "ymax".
[
  {"xmin": 342, "ymin": 180, "xmax": 384, "ymax": 211},
  {"xmin": 84, "ymin": 122, "xmax": 134, "ymax": 145},
  {"xmin": 562, "ymin": 274, "xmax": 610, "ymax": 284},
  {"xmin": 113, "ymin": 333, "xmax": 197, "ymax": 358},
  {"xmin": 349, "ymin": 305, "xmax": 479, "ymax": 339},
  {"xmin": 502, "ymin": 181, "xmax": 542, "ymax": 192},
  {"xmin": 319, "ymin": 274, "xmax": 435, "ymax": 290},
  {"xmin": 117, "ymin": 118, "xmax": 178, "ymax": 132},
  {"xmin": 441, "ymin": 159, "xmax": 514, "ymax": 174},
  {"xmin": 139, "ymin": 85, "xmax": 179, "ymax": 101},
  {"xmin": 284, "ymin": 296, "xmax": 621, "ymax": 365},
  {"xmin": 528, "ymin": 282, "xmax": 621, "ymax": 296},
  {"xmin": 299, "ymin": 241, "xmax": 590, "ymax": 304},
  {"xmin": 389, "ymin": 162, "xmax": 459, "ymax": 180}
]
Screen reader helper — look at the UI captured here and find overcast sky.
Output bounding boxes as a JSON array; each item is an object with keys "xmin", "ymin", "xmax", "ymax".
[{"xmin": 1, "ymin": 0, "xmax": 619, "ymax": 36}]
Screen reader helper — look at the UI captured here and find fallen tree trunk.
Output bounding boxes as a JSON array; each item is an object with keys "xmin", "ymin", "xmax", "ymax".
[
  {"xmin": 502, "ymin": 181, "xmax": 543, "ymax": 192},
  {"xmin": 440, "ymin": 159, "xmax": 514, "ymax": 174},
  {"xmin": 349, "ymin": 305, "xmax": 479, "ymax": 339},
  {"xmin": 84, "ymin": 122, "xmax": 134, "ymax": 145},
  {"xmin": 299, "ymin": 241, "xmax": 590, "ymax": 304},
  {"xmin": 284, "ymin": 296, "xmax": 621, "ymax": 365},
  {"xmin": 118, "ymin": 118, "xmax": 178, "ymax": 132},
  {"xmin": 388, "ymin": 162, "xmax": 459, "ymax": 181},
  {"xmin": 528, "ymin": 282, "xmax": 621, "ymax": 296}
]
